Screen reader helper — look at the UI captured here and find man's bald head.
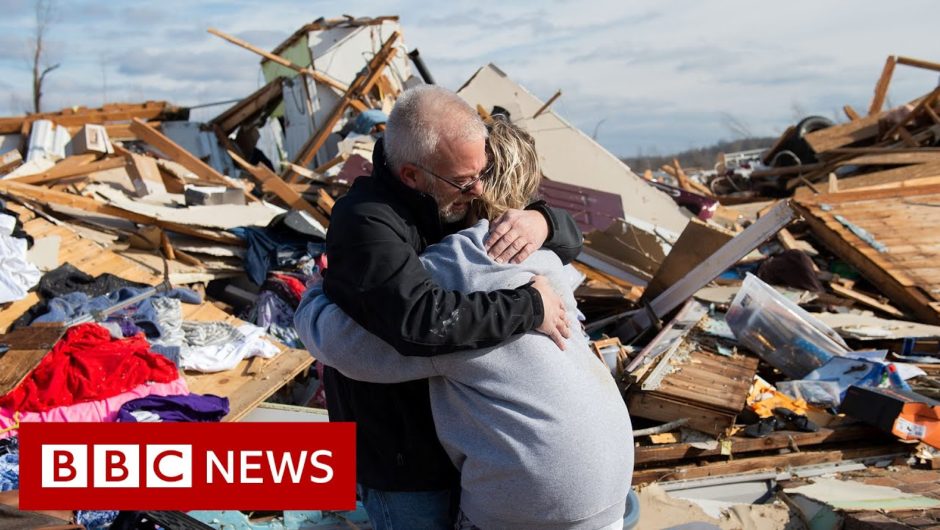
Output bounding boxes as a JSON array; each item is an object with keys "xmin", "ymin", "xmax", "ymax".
[{"xmin": 384, "ymin": 85, "xmax": 488, "ymax": 175}]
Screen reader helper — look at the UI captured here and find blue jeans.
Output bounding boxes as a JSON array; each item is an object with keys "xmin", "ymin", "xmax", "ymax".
[{"xmin": 357, "ymin": 484, "xmax": 454, "ymax": 530}]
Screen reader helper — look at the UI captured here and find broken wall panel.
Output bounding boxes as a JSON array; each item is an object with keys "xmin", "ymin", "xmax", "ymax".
[
  {"xmin": 538, "ymin": 178, "xmax": 625, "ymax": 233},
  {"xmin": 263, "ymin": 19, "xmax": 411, "ymax": 168},
  {"xmin": 795, "ymin": 184, "xmax": 940, "ymax": 324},
  {"xmin": 457, "ymin": 64, "xmax": 691, "ymax": 234}
]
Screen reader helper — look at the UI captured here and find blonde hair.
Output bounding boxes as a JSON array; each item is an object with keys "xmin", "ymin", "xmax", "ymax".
[{"xmin": 474, "ymin": 119, "xmax": 542, "ymax": 220}]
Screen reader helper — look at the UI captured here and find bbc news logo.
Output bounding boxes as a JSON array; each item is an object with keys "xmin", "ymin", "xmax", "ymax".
[{"xmin": 20, "ymin": 422, "xmax": 355, "ymax": 510}]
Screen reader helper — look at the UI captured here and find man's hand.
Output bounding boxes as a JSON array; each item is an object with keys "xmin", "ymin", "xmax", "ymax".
[
  {"xmin": 485, "ymin": 209, "xmax": 550, "ymax": 264},
  {"xmin": 530, "ymin": 275, "xmax": 570, "ymax": 350}
]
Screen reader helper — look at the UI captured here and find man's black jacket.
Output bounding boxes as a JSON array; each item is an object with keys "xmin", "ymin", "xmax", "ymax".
[{"xmin": 321, "ymin": 140, "xmax": 583, "ymax": 491}]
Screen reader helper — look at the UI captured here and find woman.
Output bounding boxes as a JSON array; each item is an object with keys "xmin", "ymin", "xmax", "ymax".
[{"xmin": 295, "ymin": 119, "xmax": 633, "ymax": 530}]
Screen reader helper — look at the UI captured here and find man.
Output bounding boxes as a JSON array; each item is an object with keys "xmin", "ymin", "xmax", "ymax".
[{"xmin": 319, "ymin": 85, "xmax": 583, "ymax": 528}]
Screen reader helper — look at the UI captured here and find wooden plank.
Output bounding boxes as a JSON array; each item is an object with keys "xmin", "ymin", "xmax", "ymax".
[
  {"xmin": 228, "ymin": 149, "xmax": 329, "ymax": 227},
  {"xmin": 12, "ymin": 155, "xmax": 128, "ymax": 186},
  {"xmin": 838, "ymin": 152, "xmax": 940, "ymax": 166},
  {"xmin": 628, "ymin": 392, "xmax": 737, "ymax": 437},
  {"xmin": 844, "ymin": 105, "xmax": 861, "ymax": 121},
  {"xmin": 0, "ymin": 179, "xmax": 243, "ymax": 245},
  {"xmin": 896, "ymin": 56, "xmax": 940, "ymax": 73},
  {"xmin": 634, "ymin": 425, "xmax": 881, "ymax": 465},
  {"xmin": 881, "ymin": 86, "xmax": 940, "ymax": 141},
  {"xmin": 128, "ymin": 118, "xmax": 256, "ymax": 203},
  {"xmin": 0, "ymin": 101, "xmax": 184, "ymax": 134},
  {"xmin": 635, "ymin": 450, "xmax": 845, "ymax": 485},
  {"xmin": 830, "ymin": 282, "xmax": 905, "ymax": 317},
  {"xmin": 287, "ymin": 31, "xmax": 400, "ymax": 176},
  {"xmin": 804, "ymin": 112, "xmax": 881, "ymax": 153},
  {"xmin": 206, "ymin": 27, "xmax": 358, "ymax": 105},
  {"xmin": 0, "ymin": 325, "xmax": 68, "ymax": 396},
  {"xmin": 869, "ymin": 55, "xmax": 897, "ymax": 115},
  {"xmin": 643, "ymin": 218, "xmax": 735, "ymax": 300},
  {"xmin": 835, "ymin": 163, "xmax": 940, "ymax": 192},
  {"xmin": 210, "ymin": 77, "xmax": 284, "ymax": 135},
  {"xmin": 0, "ymin": 149, "xmax": 23, "ymax": 173},
  {"xmin": 316, "ymin": 189, "xmax": 335, "ymax": 215},
  {"xmin": 125, "ymin": 152, "xmax": 165, "ymax": 196}
]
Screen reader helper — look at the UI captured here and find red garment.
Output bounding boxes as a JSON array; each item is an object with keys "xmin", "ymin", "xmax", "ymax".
[
  {"xmin": 273, "ymin": 273, "xmax": 306, "ymax": 300},
  {"xmin": 0, "ymin": 323, "xmax": 179, "ymax": 413}
]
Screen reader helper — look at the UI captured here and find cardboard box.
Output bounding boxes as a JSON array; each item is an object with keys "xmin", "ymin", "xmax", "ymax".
[{"xmin": 840, "ymin": 385, "xmax": 940, "ymax": 449}]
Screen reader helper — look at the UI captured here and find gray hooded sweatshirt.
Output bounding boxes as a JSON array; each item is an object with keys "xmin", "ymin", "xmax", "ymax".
[{"xmin": 295, "ymin": 220, "xmax": 633, "ymax": 530}]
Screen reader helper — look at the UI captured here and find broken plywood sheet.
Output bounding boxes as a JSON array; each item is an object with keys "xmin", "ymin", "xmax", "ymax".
[
  {"xmin": 813, "ymin": 312, "xmax": 940, "ymax": 340},
  {"xmin": 457, "ymin": 64, "xmax": 690, "ymax": 234},
  {"xmin": 644, "ymin": 218, "xmax": 735, "ymax": 301},
  {"xmin": 88, "ymin": 184, "xmax": 282, "ymax": 229},
  {"xmin": 785, "ymin": 478, "xmax": 940, "ymax": 512},
  {"xmin": 581, "ymin": 219, "xmax": 668, "ymax": 284}
]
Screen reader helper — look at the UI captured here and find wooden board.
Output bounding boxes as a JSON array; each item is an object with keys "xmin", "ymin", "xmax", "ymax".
[
  {"xmin": 795, "ymin": 184, "xmax": 940, "ymax": 324},
  {"xmin": 804, "ymin": 112, "xmax": 881, "ymax": 153},
  {"xmin": 634, "ymin": 425, "xmax": 881, "ymax": 465},
  {"xmin": 0, "ymin": 203, "xmax": 312, "ymax": 421},
  {"xmin": 632, "ymin": 444, "xmax": 911, "ymax": 485},
  {"xmin": 0, "ymin": 325, "xmax": 68, "ymax": 396},
  {"xmin": 0, "ymin": 101, "xmax": 185, "ymax": 134},
  {"xmin": 643, "ymin": 218, "xmax": 734, "ymax": 301}
]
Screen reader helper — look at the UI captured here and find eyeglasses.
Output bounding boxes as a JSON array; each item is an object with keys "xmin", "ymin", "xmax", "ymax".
[{"xmin": 410, "ymin": 162, "xmax": 489, "ymax": 194}]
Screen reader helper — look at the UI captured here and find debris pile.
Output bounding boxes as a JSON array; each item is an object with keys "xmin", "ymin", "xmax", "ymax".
[{"xmin": 0, "ymin": 14, "xmax": 939, "ymax": 528}]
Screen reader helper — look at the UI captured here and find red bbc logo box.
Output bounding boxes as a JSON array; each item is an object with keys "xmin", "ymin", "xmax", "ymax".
[{"xmin": 18, "ymin": 422, "xmax": 356, "ymax": 510}]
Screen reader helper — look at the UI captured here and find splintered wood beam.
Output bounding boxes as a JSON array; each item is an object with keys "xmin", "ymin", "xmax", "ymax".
[
  {"xmin": 129, "ymin": 118, "xmax": 256, "ymax": 202},
  {"xmin": 286, "ymin": 31, "xmax": 400, "ymax": 179},
  {"xmin": 12, "ymin": 156, "xmax": 126, "ymax": 185},
  {"xmin": 316, "ymin": 189, "xmax": 335, "ymax": 215},
  {"xmin": 0, "ymin": 150, "xmax": 22, "ymax": 173},
  {"xmin": 881, "ymin": 85, "xmax": 940, "ymax": 141},
  {"xmin": 0, "ymin": 101, "xmax": 182, "ymax": 135},
  {"xmin": 228, "ymin": 149, "xmax": 330, "ymax": 228},
  {"xmin": 843, "ymin": 105, "xmax": 861, "ymax": 121},
  {"xmin": 210, "ymin": 77, "xmax": 284, "ymax": 135},
  {"xmin": 0, "ymin": 179, "xmax": 243, "ymax": 245},
  {"xmin": 532, "ymin": 89, "xmax": 562, "ymax": 119},
  {"xmin": 207, "ymin": 28, "xmax": 356, "ymax": 100},
  {"xmin": 869, "ymin": 55, "xmax": 897, "ymax": 116},
  {"xmin": 896, "ymin": 56, "xmax": 940, "ymax": 73},
  {"xmin": 313, "ymin": 152, "xmax": 349, "ymax": 174}
]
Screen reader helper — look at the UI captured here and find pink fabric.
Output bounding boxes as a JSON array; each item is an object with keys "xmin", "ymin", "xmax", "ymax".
[{"xmin": 0, "ymin": 378, "xmax": 189, "ymax": 438}]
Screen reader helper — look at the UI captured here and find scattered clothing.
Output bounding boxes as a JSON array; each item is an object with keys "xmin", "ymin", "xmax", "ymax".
[
  {"xmin": 117, "ymin": 394, "xmax": 229, "ymax": 423},
  {"xmin": 148, "ymin": 298, "xmax": 280, "ymax": 372},
  {"xmin": 31, "ymin": 286, "xmax": 201, "ymax": 334},
  {"xmin": 231, "ymin": 212, "xmax": 323, "ymax": 285},
  {"xmin": 265, "ymin": 273, "xmax": 307, "ymax": 307},
  {"xmin": 0, "ymin": 379, "xmax": 189, "ymax": 438},
  {"xmin": 75, "ymin": 510, "xmax": 120, "ymax": 530},
  {"xmin": 11, "ymin": 263, "xmax": 148, "ymax": 328},
  {"xmin": 0, "ymin": 437, "xmax": 18, "ymax": 492},
  {"xmin": 0, "ymin": 323, "xmax": 180, "ymax": 413},
  {"xmin": 180, "ymin": 323, "xmax": 280, "ymax": 373},
  {"xmin": 0, "ymin": 214, "xmax": 40, "ymax": 304},
  {"xmin": 249, "ymin": 290, "xmax": 302, "ymax": 348}
]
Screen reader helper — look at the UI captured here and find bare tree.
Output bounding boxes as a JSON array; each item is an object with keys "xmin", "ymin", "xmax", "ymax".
[
  {"xmin": 30, "ymin": 0, "xmax": 60, "ymax": 114},
  {"xmin": 720, "ymin": 112, "xmax": 754, "ymax": 139}
]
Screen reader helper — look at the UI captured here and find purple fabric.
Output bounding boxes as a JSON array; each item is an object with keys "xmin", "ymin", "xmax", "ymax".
[{"xmin": 116, "ymin": 394, "xmax": 229, "ymax": 423}]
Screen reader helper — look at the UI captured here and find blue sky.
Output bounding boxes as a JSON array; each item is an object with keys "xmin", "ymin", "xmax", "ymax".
[{"xmin": 1, "ymin": 0, "xmax": 938, "ymax": 156}]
